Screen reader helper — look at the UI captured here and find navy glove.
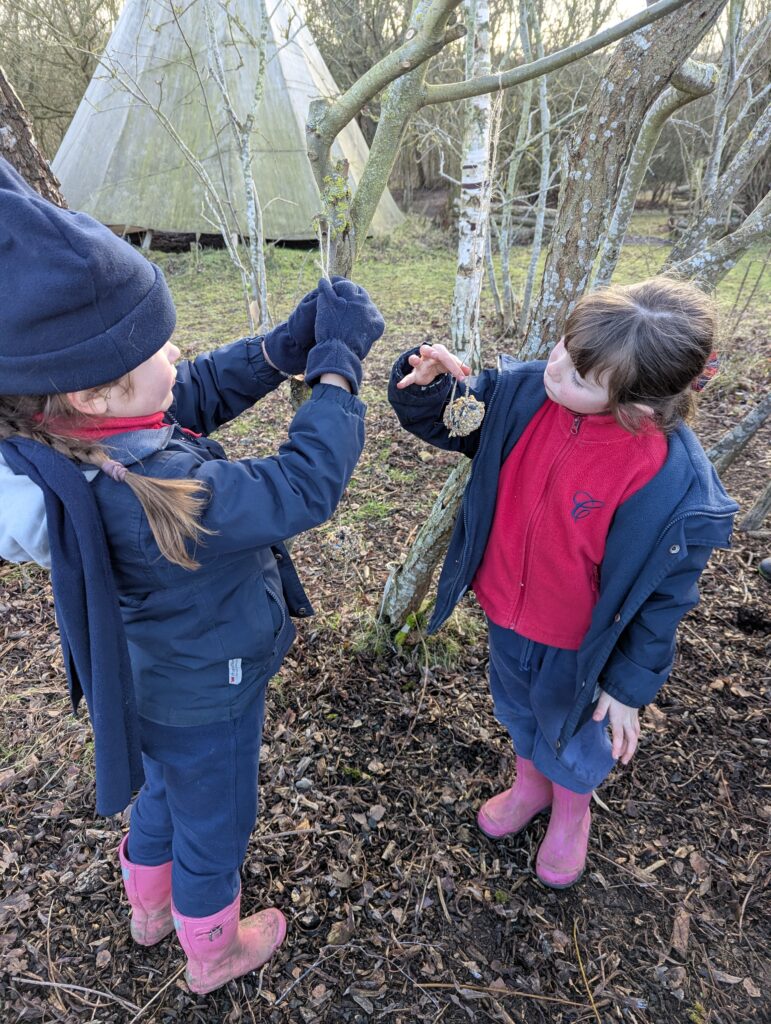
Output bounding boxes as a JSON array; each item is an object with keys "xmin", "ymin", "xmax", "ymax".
[
  {"xmin": 261, "ymin": 277, "xmax": 345, "ymax": 375},
  {"xmin": 305, "ymin": 277, "xmax": 386, "ymax": 394}
]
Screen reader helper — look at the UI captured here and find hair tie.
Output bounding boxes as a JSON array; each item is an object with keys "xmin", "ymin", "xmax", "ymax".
[
  {"xmin": 101, "ymin": 458, "xmax": 128, "ymax": 483},
  {"xmin": 692, "ymin": 351, "xmax": 719, "ymax": 392}
]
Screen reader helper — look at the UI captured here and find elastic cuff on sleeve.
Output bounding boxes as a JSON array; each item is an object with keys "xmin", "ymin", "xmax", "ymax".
[{"xmin": 305, "ymin": 340, "xmax": 363, "ymax": 394}]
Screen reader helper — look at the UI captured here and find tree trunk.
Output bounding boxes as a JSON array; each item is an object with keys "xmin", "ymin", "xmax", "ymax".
[
  {"xmin": 0, "ymin": 65, "xmax": 66, "ymax": 205},
  {"xmin": 594, "ymin": 59, "xmax": 718, "ymax": 287},
  {"xmin": 740, "ymin": 478, "xmax": 771, "ymax": 532},
  {"xmin": 706, "ymin": 391, "xmax": 771, "ymax": 474},
  {"xmin": 379, "ymin": 460, "xmax": 471, "ymax": 633},
  {"xmin": 449, "ymin": 0, "xmax": 492, "ymax": 366},
  {"xmin": 668, "ymin": 191, "xmax": 771, "ymax": 289},
  {"xmin": 380, "ymin": 0, "xmax": 492, "ymax": 631},
  {"xmin": 524, "ymin": 0, "xmax": 727, "ymax": 358}
]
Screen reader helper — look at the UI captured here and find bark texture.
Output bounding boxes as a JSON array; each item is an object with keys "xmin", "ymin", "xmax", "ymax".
[
  {"xmin": 706, "ymin": 391, "xmax": 771, "ymax": 475},
  {"xmin": 0, "ymin": 65, "xmax": 66, "ymax": 205},
  {"xmin": 524, "ymin": 0, "xmax": 727, "ymax": 358}
]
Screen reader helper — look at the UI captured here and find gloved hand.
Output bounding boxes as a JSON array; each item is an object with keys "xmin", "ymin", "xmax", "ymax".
[
  {"xmin": 304, "ymin": 277, "xmax": 386, "ymax": 394},
  {"xmin": 261, "ymin": 277, "xmax": 344, "ymax": 375}
]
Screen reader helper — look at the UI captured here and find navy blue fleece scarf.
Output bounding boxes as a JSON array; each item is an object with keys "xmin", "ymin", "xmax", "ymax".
[{"xmin": 1, "ymin": 436, "xmax": 144, "ymax": 815}]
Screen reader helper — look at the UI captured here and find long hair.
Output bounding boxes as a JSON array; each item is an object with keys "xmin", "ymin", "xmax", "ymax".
[
  {"xmin": 563, "ymin": 277, "xmax": 717, "ymax": 434},
  {"xmin": 0, "ymin": 388, "xmax": 212, "ymax": 570}
]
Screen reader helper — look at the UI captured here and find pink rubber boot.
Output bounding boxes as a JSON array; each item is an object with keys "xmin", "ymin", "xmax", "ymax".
[
  {"xmin": 536, "ymin": 783, "xmax": 592, "ymax": 888},
  {"xmin": 172, "ymin": 890, "xmax": 287, "ymax": 995},
  {"xmin": 118, "ymin": 835, "xmax": 174, "ymax": 946},
  {"xmin": 477, "ymin": 756, "xmax": 552, "ymax": 838}
]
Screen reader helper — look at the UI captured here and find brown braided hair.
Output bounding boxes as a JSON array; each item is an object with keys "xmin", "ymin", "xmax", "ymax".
[{"xmin": 0, "ymin": 386, "xmax": 212, "ymax": 570}]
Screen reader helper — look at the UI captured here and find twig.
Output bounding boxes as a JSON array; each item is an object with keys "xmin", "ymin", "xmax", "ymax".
[
  {"xmin": 573, "ymin": 919, "xmax": 601, "ymax": 1024},
  {"xmin": 10, "ymin": 977, "xmax": 139, "ymax": 1013},
  {"xmin": 274, "ymin": 948, "xmax": 345, "ymax": 1006},
  {"xmin": 418, "ymin": 981, "xmax": 585, "ymax": 1008},
  {"xmin": 254, "ymin": 826, "xmax": 323, "ymax": 841},
  {"xmin": 435, "ymin": 875, "xmax": 452, "ymax": 925},
  {"xmin": 45, "ymin": 900, "xmax": 67, "ymax": 1014},
  {"xmin": 673, "ymin": 751, "xmax": 721, "ymax": 789},
  {"xmin": 127, "ymin": 964, "xmax": 186, "ymax": 1024},
  {"xmin": 738, "ymin": 882, "xmax": 756, "ymax": 942}
]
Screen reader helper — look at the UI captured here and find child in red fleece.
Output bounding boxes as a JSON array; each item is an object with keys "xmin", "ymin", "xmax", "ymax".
[{"xmin": 391, "ymin": 278, "xmax": 735, "ymax": 888}]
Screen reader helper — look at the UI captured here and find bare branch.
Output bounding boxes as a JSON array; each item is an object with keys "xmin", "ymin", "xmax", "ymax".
[
  {"xmin": 307, "ymin": 0, "xmax": 465, "ymax": 150},
  {"xmin": 668, "ymin": 192, "xmax": 771, "ymax": 288},
  {"xmin": 421, "ymin": 0, "xmax": 692, "ymax": 106}
]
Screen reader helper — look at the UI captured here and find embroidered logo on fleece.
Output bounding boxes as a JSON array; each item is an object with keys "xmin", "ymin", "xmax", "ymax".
[{"xmin": 571, "ymin": 491, "xmax": 604, "ymax": 521}]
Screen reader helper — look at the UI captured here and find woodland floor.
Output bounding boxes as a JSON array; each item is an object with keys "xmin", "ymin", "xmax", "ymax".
[{"xmin": 1, "ymin": 217, "xmax": 769, "ymax": 1024}]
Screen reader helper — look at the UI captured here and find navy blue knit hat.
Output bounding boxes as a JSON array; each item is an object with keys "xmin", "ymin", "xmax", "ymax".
[{"xmin": 0, "ymin": 157, "xmax": 176, "ymax": 395}]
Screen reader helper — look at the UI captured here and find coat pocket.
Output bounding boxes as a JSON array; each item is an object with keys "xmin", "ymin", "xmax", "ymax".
[{"xmin": 210, "ymin": 570, "xmax": 285, "ymax": 662}]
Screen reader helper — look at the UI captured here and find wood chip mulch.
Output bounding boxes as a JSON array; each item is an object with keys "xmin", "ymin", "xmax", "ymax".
[{"xmin": 1, "ymin": 315, "xmax": 769, "ymax": 1024}]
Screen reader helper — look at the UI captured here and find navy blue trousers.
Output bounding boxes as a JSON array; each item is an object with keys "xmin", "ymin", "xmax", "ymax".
[
  {"xmin": 487, "ymin": 621, "xmax": 615, "ymax": 794},
  {"xmin": 126, "ymin": 682, "xmax": 267, "ymax": 917}
]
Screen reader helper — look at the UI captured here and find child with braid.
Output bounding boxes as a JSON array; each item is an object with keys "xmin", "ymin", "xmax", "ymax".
[
  {"xmin": 0, "ymin": 158, "xmax": 383, "ymax": 992},
  {"xmin": 389, "ymin": 278, "xmax": 736, "ymax": 888}
]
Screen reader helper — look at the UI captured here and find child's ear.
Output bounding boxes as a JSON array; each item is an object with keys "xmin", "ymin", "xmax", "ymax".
[{"xmin": 67, "ymin": 389, "xmax": 109, "ymax": 416}]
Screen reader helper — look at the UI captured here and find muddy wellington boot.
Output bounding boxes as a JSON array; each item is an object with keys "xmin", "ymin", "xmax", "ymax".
[
  {"xmin": 172, "ymin": 890, "xmax": 287, "ymax": 995},
  {"xmin": 535, "ymin": 783, "xmax": 592, "ymax": 888},
  {"xmin": 118, "ymin": 835, "xmax": 174, "ymax": 945},
  {"xmin": 477, "ymin": 755, "xmax": 553, "ymax": 838}
]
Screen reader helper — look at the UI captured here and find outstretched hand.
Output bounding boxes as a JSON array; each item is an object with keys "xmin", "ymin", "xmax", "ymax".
[
  {"xmin": 397, "ymin": 343, "xmax": 472, "ymax": 389},
  {"xmin": 593, "ymin": 690, "xmax": 640, "ymax": 765}
]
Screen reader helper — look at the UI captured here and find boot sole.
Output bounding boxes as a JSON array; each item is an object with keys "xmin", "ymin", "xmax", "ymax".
[
  {"xmin": 536, "ymin": 867, "xmax": 585, "ymax": 889},
  {"xmin": 477, "ymin": 804, "xmax": 551, "ymax": 840}
]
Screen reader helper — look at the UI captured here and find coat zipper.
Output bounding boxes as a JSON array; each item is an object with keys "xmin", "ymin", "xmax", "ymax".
[
  {"xmin": 264, "ymin": 582, "xmax": 287, "ymax": 636},
  {"xmin": 457, "ymin": 370, "xmax": 504, "ymax": 591}
]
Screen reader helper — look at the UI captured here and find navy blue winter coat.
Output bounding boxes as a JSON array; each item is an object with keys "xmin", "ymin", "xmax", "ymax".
[
  {"xmin": 89, "ymin": 338, "xmax": 366, "ymax": 726},
  {"xmin": 389, "ymin": 350, "xmax": 737, "ymax": 753}
]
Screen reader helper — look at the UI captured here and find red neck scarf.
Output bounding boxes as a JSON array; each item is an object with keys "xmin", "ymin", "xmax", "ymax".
[{"xmin": 37, "ymin": 411, "xmax": 167, "ymax": 440}]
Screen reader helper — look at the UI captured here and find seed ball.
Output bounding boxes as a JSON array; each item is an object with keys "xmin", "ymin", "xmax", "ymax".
[{"xmin": 443, "ymin": 394, "xmax": 486, "ymax": 437}]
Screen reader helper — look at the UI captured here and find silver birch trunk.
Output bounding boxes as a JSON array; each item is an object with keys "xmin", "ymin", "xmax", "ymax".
[
  {"xmin": 518, "ymin": 10, "xmax": 550, "ymax": 334},
  {"xmin": 204, "ymin": 0, "xmax": 271, "ymax": 331},
  {"xmin": 498, "ymin": 0, "xmax": 534, "ymax": 331},
  {"xmin": 380, "ymin": 0, "xmax": 492, "ymax": 630},
  {"xmin": 449, "ymin": 0, "xmax": 492, "ymax": 367},
  {"xmin": 702, "ymin": 0, "xmax": 743, "ymax": 200}
]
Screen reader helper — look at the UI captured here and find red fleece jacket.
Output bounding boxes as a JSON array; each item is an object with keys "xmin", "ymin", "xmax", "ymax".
[{"xmin": 473, "ymin": 400, "xmax": 668, "ymax": 650}]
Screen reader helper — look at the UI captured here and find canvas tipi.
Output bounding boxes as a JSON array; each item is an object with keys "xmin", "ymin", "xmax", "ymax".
[{"xmin": 52, "ymin": 0, "xmax": 402, "ymax": 240}]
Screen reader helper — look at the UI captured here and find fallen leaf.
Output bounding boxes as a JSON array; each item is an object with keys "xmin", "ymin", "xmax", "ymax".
[
  {"xmin": 711, "ymin": 968, "xmax": 743, "ymax": 985},
  {"xmin": 326, "ymin": 918, "xmax": 355, "ymax": 945},
  {"xmin": 670, "ymin": 907, "xmax": 690, "ymax": 957},
  {"xmin": 369, "ymin": 803, "xmax": 386, "ymax": 822},
  {"xmin": 689, "ymin": 851, "xmax": 709, "ymax": 876},
  {"xmin": 352, "ymin": 994, "xmax": 374, "ymax": 1014}
]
